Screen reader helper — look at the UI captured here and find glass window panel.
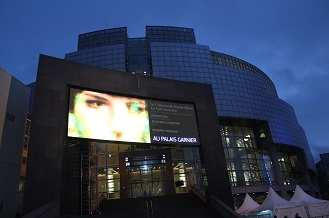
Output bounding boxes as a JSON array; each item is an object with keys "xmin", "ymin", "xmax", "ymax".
[
  {"xmin": 224, "ymin": 126, "xmax": 233, "ymax": 136},
  {"xmin": 244, "ymin": 140, "xmax": 253, "ymax": 148},
  {"xmin": 257, "ymin": 160, "xmax": 266, "ymax": 171},
  {"xmin": 98, "ymin": 154, "xmax": 107, "ymax": 167},
  {"xmin": 243, "ymin": 171, "xmax": 252, "ymax": 185},
  {"xmin": 172, "ymin": 149, "xmax": 184, "ymax": 161},
  {"xmin": 108, "ymin": 153, "xmax": 118, "ymax": 166},
  {"xmin": 249, "ymin": 163, "xmax": 259, "ymax": 171},
  {"xmin": 246, "ymin": 148, "xmax": 255, "ymax": 158},
  {"xmin": 250, "ymin": 139, "xmax": 257, "ymax": 148},
  {"xmin": 153, "ymin": 168, "xmax": 163, "ymax": 179},
  {"xmin": 262, "ymin": 149, "xmax": 269, "ymax": 156},
  {"xmin": 242, "ymin": 162, "xmax": 249, "ymax": 170},
  {"xmin": 290, "ymin": 155, "xmax": 299, "ymax": 168},
  {"xmin": 98, "ymin": 180, "xmax": 107, "ymax": 193},
  {"xmin": 224, "ymin": 148, "xmax": 229, "ymax": 158},
  {"xmin": 230, "ymin": 162, "xmax": 236, "ymax": 171},
  {"xmin": 230, "ymin": 172, "xmax": 238, "ymax": 183},
  {"xmin": 141, "ymin": 168, "xmax": 152, "ymax": 181},
  {"xmin": 119, "ymin": 144, "xmax": 131, "ymax": 152},
  {"xmin": 219, "ymin": 126, "xmax": 225, "ymax": 135},
  {"xmin": 98, "ymin": 167, "xmax": 107, "ymax": 178},
  {"xmin": 227, "ymin": 162, "xmax": 232, "ymax": 171},
  {"xmin": 233, "ymin": 126, "xmax": 243, "ymax": 136},
  {"xmin": 254, "ymin": 150, "xmax": 262, "ymax": 159},
  {"xmin": 130, "ymin": 169, "xmax": 141, "ymax": 181},
  {"xmin": 242, "ymin": 127, "xmax": 251, "ymax": 137},
  {"xmin": 251, "ymin": 171, "xmax": 261, "ymax": 184},
  {"xmin": 227, "ymin": 148, "xmax": 236, "ymax": 158},
  {"xmin": 236, "ymin": 138, "xmax": 244, "ymax": 147},
  {"xmin": 238, "ymin": 148, "xmax": 247, "ymax": 158},
  {"xmin": 226, "ymin": 137, "xmax": 235, "ymax": 147},
  {"xmin": 280, "ymin": 162, "xmax": 287, "ymax": 171},
  {"xmin": 183, "ymin": 147, "xmax": 200, "ymax": 163},
  {"xmin": 110, "ymin": 179, "xmax": 120, "ymax": 192}
]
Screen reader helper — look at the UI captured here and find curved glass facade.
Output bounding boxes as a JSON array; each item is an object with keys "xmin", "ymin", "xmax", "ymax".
[
  {"xmin": 64, "ymin": 26, "xmax": 317, "ymax": 199},
  {"xmin": 148, "ymin": 41, "xmax": 314, "ymax": 171},
  {"xmin": 220, "ymin": 125, "xmax": 276, "ymax": 187}
]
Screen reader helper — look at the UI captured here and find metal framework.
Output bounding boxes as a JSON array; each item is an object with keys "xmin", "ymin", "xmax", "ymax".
[{"xmin": 80, "ymin": 143, "xmax": 99, "ymax": 214}]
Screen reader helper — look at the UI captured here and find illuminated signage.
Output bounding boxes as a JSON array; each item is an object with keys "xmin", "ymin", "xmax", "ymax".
[
  {"xmin": 68, "ymin": 88, "xmax": 199, "ymax": 145},
  {"xmin": 148, "ymin": 100, "xmax": 199, "ymax": 145}
]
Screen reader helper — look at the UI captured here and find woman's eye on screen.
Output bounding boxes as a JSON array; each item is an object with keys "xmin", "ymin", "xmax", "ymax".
[
  {"xmin": 86, "ymin": 100, "xmax": 106, "ymax": 108},
  {"xmin": 127, "ymin": 101, "xmax": 144, "ymax": 114}
]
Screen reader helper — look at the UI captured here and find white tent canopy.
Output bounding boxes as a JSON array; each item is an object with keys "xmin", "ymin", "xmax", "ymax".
[
  {"xmin": 290, "ymin": 185, "xmax": 329, "ymax": 217},
  {"xmin": 252, "ymin": 187, "xmax": 308, "ymax": 218},
  {"xmin": 252, "ymin": 187, "xmax": 298, "ymax": 212},
  {"xmin": 235, "ymin": 193, "xmax": 260, "ymax": 214},
  {"xmin": 290, "ymin": 185, "xmax": 327, "ymax": 204},
  {"xmin": 273, "ymin": 204, "xmax": 308, "ymax": 218}
]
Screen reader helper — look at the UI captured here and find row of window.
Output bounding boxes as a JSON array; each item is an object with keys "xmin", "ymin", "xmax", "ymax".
[
  {"xmin": 65, "ymin": 38, "xmax": 312, "ymax": 169},
  {"xmin": 220, "ymin": 125, "xmax": 308, "ymax": 187}
]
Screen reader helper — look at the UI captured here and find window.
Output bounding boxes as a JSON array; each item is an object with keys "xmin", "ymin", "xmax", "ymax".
[{"xmin": 219, "ymin": 125, "xmax": 276, "ymax": 186}]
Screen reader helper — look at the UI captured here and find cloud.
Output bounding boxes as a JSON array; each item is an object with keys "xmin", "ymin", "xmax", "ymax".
[{"xmin": 311, "ymin": 144, "xmax": 329, "ymax": 163}]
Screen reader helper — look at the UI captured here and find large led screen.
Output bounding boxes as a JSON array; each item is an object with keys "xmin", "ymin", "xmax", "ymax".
[{"xmin": 68, "ymin": 88, "xmax": 200, "ymax": 145}]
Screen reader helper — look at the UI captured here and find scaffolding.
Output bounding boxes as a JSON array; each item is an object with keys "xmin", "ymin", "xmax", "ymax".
[{"xmin": 80, "ymin": 143, "xmax": 99, "ymax": 214}]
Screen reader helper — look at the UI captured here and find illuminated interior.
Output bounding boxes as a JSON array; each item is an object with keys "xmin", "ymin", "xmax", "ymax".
[{"xmin": 65, "ymin": 140, "xmax": 205, "ymax": 200}]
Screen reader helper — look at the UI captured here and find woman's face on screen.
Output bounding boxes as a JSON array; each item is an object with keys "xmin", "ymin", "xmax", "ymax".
[{"xmin": 70, "ymin": 90, "xmax": 150, "ymax": 142}]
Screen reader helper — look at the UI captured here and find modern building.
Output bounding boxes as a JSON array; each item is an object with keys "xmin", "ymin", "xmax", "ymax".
[
  {"xmin": 22, "ymin": 26, "xmax": 319, "ymax": 216},
  {"xmin": 64, "ymin": 26, "xmax": 319, "ymax": 206},
  {"xmin": 0, "ymin": 68, "xmax": 30, "ymax": 218},
  {"xmin": 316, "ymin": 153, "xmax": 329, "ymax": 200},
  {"xmin": 23, "ymin": 55, "xmax": 232, "ymax": 216}
]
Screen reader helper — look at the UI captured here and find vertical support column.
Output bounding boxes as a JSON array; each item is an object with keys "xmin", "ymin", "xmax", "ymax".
[
  {"xmin": 256, "ymin": 123, "xmax": 288, "ymax": 199},
  {"xmin": 80, "ymin": 141, "xmax": 90, "ymax": 214},
  {"xmin": 119, "ymin": 152, "xmax": 128, "ymax": 199},
  {"xmin": 164, "ymin": 149, "xmax": 175, "ymax": 195},
  {"xmin": 60, "ymin": 140, "xmax": 81, "ymax": 215},
  {"xmin": 267, "ymin": 143, "xmax": 288, "ymax": 199}
]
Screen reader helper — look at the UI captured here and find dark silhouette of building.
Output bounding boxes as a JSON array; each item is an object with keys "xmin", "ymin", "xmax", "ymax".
[
  {"xmin": 316, "ymin": 153, "xmax": 329, "ymax": 200},
  {"xmin": 0, "ymin": 68, "xmax": 30, "ymax": 218}
]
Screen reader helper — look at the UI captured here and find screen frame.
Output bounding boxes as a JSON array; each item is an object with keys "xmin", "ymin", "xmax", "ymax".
[{"xmin": 66, "ymin": 85, "xmax": 200, "ymax": 145}]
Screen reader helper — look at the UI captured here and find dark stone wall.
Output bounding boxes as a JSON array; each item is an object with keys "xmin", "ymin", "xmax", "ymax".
[{"xmin": 23, "ymin": 55, "xmax": 233, "ymax": 214}]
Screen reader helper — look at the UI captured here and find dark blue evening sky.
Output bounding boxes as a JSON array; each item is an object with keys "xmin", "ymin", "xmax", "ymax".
[{"xmin": 1, "ymin": 0, "xmax": 328, "ymax": 162}]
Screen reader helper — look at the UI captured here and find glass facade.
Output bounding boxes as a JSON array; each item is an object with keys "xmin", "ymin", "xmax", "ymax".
[
  {"xmin": 78, "ymin": 27, "xmax": 128, "ymax": 51},
  {"xmin": 146, "ymin": 26, "xmax": 196, "ymax": 44},
  {"xmin": 65, "ymin": 44, "xmax": 126, "ymax": 72},
  {"xmin": 64, "ymin": 26, "xmax": 317, "ymax": 199},
  {"xmin": 127, "ymin": 38, "xmax": 150, "ymax": 75},
  {"xmin": 65, "ymin": 139, "xmax": 204, "ymax": 201},
  {"xmin": 146, "ymin": 40, "xmax": 314, "ymax": 173},
  {"xmin": 220, "ymin": 125, "xmax": 276, "ymax": 187}
]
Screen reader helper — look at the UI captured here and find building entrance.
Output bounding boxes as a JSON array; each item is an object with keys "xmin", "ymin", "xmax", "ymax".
[
  {"xmin": 119, "ymin": 148, "xmax": 175, "ymax": 198},
  {"xmin": 127, "ymin": 161, "xmax": 165, "ymax": 198}
]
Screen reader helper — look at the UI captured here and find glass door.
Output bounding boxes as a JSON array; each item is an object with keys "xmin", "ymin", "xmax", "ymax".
[
  {"xmin": 119, "ymin": 148, "xmax": 175, "ymax": 199},
  {"xmin": 127, "ymin": 163, "xmax": 166, "ymax": 198}
]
